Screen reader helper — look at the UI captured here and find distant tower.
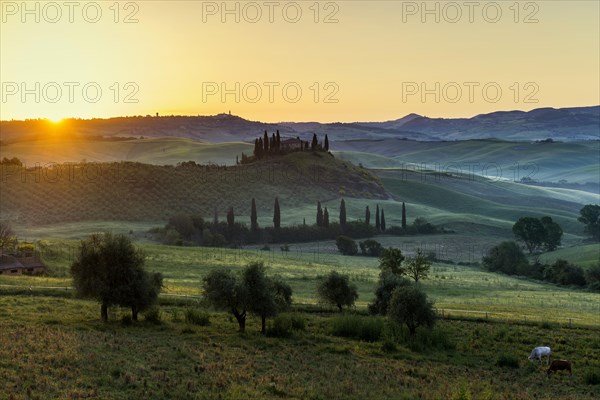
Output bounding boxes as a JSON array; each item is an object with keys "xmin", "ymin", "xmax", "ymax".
[
  {"xmin": 156, "ymin": 112, "xmax": 159, "ymax": 117},
  {"xmin": 229, "ymin": 110, "xmax": 231, "ymax": 115}
]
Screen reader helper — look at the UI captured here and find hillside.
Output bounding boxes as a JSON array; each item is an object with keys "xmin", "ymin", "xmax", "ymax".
[
  {"xmin": 0, "ymin": 152, "xmax": 386, "ymax": 226},
  {"xmin": 2, "ymin": 106, "xmax": 598, "ymax": 144}
]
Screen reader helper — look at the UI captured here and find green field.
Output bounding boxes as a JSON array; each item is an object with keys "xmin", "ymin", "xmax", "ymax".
[{"xmin": 538, "ymin": 244, "xmax": 600, "ymax": 269}]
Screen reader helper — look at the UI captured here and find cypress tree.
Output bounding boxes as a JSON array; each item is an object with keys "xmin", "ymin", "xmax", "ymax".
[
  {"xmin": 251, "ymin": 198, "xmax": 258, "ymax": 232},
  {"xmin": 317, "ymin": 202, "xmax": 323, "ymax": 227},
  {"xmin": 271, "ymin": 133, "xmax": 276, "ymax": 152},
  {"xmin": 258, "ymin": 137, "xmax": 264, "ymax": 158},
  {"xmin": 365, "ymin": 206, "xmax": 371, "ymax": 225},
  {"xmin": 273, "ymin": 197, "xmax": 281, "ymax": 229},
  {"xmin": 381, "ymin": 208, "xmax": 386, "ymax": 232},
  {"xmin": 324, "ymin": 134, "xmax": 329, "ymax": 151},
  {"xmin": 303, "ymin": 218, "xmax": 306, "ymax": 226},
  {"xmin": 254, "ymin": 138, "xmax": 259, "ymax": 158},
  {"xmin": 324, "ymin": 208, "xmax": 330, "ymax": 228},
  {"xmin": 311, "ymin": 133, "xmax": 318, "ymax": 150},
  {"xmin": 263, "ymin": 131, "xmax": 269, "ymax": 152},
  {"xmin": 375, "ymin": 204, "xmax": 380, "ymax": 231},
  {"xmin": 402, "ymin": 202, "xmax": 407, "ymax": 230},
  {"xmin": 276, "ymin": 130, "xmax": 281, "ymax": 149},
  {"xmin": 227, "ymin": 207, "xmax": 235, "ymax": 229},
  {"xmin": 339, "ymin": 199, "xmax": 347, "ymax": 227},
  {"xmin": 213, "ymin": 207, "xmax": 218, "ymax": 225}
]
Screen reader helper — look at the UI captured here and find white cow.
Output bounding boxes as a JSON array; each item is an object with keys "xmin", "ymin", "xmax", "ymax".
[{"xmin": 528, "ymin": 346, "xmax": 551, "ymax": 364}]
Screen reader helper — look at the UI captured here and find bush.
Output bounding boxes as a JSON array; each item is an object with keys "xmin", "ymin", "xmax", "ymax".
[
  {"xmin": 267, "ymin": 314, "xmax": 293, "ymax": 338},
  {"xmin": 185, "ymin": 309, "xmax": 210, "ymax": 326},
  {"xmin": 359, "ymin": 239, "xmax": 383, "ymax": 257},
  {"xmin": 584, "ymin": 369, "xmax": 600, "ymax": 385},
  {"xmin": 387, "ymin": 286, "xmax": 436, "ymax": 336},
  {"xmin": 143, "ymin": 306, "xmax": 162, "ymax": 324},
  {"xmin": 336, "ymin": 235, "xmax": 358, "ymax": 256},
  {"xmin": 331, "ymin": 315, "xmax": 384, "ymax": 342},
  {"xmin": 289, "ymin": 314, "xmax": 306, "ymax": 331},
  {"xmin": 496, "ymin": 354, "xmax": 519, "ymax": 369},
  {"xmin": 368, "ymin": 271, "xmax": 411, "ymax": 315}
]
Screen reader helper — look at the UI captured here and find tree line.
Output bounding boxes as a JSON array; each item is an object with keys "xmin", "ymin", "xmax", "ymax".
[{"xmin": 240, "ymin": 131, "xmax": 330, "ymax": 163}]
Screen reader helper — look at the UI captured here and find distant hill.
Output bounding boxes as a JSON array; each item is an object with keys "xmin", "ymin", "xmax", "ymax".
[
  {"xmin": 0, "ymin": 152, "xmax": 386, "ymax": 225},
  {"xmin": 1, "ymin": 106, "xmax": 598, "ymax": 144}
]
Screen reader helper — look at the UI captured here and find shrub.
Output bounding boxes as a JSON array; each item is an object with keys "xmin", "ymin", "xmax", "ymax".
[
  {"xmin": 584, "ymin": 369, "xmax": 600, "ymax": 385},
  {"xmin": 331, "ymin": 315, "xmax": 384, "ymax": 342},
  {"xmin": 359, "ymin": 239, "xmax": 383, "ymax": 257},
  {"xmin": 121, "ymin": 314, "xmax": 133, "ymax": 326},
  {"xmin": 289, "ymin": 314, "xmax": 306, "ymax": 331},
  {"xmin": 368, "ymin": 271, "xmax": 411, "ymax": 315},
  {"xmin": 336, "ymin": 235, "xmax": 358, "ymax": 256},
  {"xmin": 496, "ymin": 354, "xmax": 519, "ymax": 369},
  {"xmin": 143, "ymin": 306, "xmax": 162, "ymax": 325},
  {"xmin": 185, "ymin": 309, "xmax": 210, "ymax": 326},
  {"xmin": 387, "ymin": 286, "xmax": 436, "ymax": 336},
  {"xmin": 267, "ymin": 314, "xmax": 293, "ymax": 338}
]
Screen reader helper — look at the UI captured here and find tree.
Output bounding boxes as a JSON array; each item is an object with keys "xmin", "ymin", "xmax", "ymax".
[
  {"xmin": 324, "ymin": 134, "xmax": 329, "ymax": 151},
  {"xmin": 203, "ymin": 263, "xmax": 293, "ymax": 334},
  {"xmin": 251, "ymin": 198, "xmax": 258, "ymax": 232},
  {"xmin": 203, "ymin": 269, "xmax": 248, "ymax": 332},
  {"xmin": 379, "ymin": 247, "xmax": 405, "ymax": 276},
  {"xmin": 585, "ymin": 265, "xmax": 600, "ymax": 292},
  {"xmin": 243, "ymin": 262, "xmax": 292, "ymax": 334},
  {"xmin": 276, "ymin": 130, "xmax": 281, "ymax": 150},
  {"xmin": 263, "ymin": 131, "xmax": 269, "ymax": 152},
  {"xmin": 316, "ymin": 201, "xmax": 324, "ymax": 227},
  {"xmin": 405, "ymin": 248, "xmax": 431, "ymax": 283},
  {"xmin": 401, "ymin": 202, "xmax": 407, "ymax": 230},
  {"xmin": 375, "ymin": 204, "xmax": 380, "ymax": 231},
  {"xmin": 513, "ymin": 217, "xmax": 546, "ymax": 253},
  {"xmin": 482, "ymin": 241, "xmax": 529, "ymax": 275},
  {"xmin": 317, "ymin": 271, "xmax": 358, "ymax": 312},
  {"xmin": 0, "ymin": 221, "xmax": 17, "ymax": 255},
  {"xmin": 339, "ymin": 199, "xmax": 347, "ymax": 227},
  {"xmin": 368, "ymin": 271, "xmax": 411, "ymax": 315},
  {"xmin": 578, "ymin": 204, "xmax": 600, "ymax": 241},
  {"xmin": 540, "ymin": 216, "xmax": 563, "ymax": 251},
  {"xmin": 359, "ymin": 239, "xmax": 383, "ymax": 257},
  {"xmin": 273, "ymin": 197, "xmax": 281, "ymax": 229},
  {"xmin": 336, "ymin": 235, "xmax": 358, "ymax": 255},
  {"xmin": 323, "ymin": 207, "xmax": 330, "ymax": 228},
  {"xmin": 388, "ymin": 286, "xmax": 436, "ymax": 336},
  {"xmin": 311, "ymin": 133, "xmax": 318, "ymax": 150},
  {"xmin": 543, "ymin": 259, "xmax": 586, "ymax": 287},
  {"xmin": 213, "ymin": 207, "xmax": 219, "ymax": 225},
  {"xmin": 227, "ymin": 207, "xmax": 235, "ymax": 230},
  {"xmin": 70, "ymin": 233, "xmax": 162, "ymax": 322},
  {"xmin": 380, "ymin": 208, "xmax": 386, "ymax": 232},
  {"xmin": 365, "ymin": 206, "xmax": 371, "ymax": 226}
]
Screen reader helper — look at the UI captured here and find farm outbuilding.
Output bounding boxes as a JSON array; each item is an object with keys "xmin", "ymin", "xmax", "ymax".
[{"xmin": 0, "ymin": 254, "xmax": 45, "ymax": 275}]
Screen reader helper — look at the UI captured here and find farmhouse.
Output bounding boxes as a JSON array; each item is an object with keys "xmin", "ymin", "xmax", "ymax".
[
  {"xmin": 280, "ymin": 137, "xmax": 304, "ymax": 151},
  {"xmin": 0, "ymin": 254, "xmax": 45, "ymax": 275}
]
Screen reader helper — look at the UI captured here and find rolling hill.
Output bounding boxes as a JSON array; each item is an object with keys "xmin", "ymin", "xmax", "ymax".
[{"xmin": 2, "ymin": 106, "xmax": 598, "ymax": 144}]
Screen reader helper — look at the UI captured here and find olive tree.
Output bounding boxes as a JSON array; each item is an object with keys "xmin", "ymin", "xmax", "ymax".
[
  {"xmin": 388, "ymin": 286, "xmax": 436, "ymax": 336},
  {"xmin": 317, "ymin": 271, "xmax": 358, "ymax": 312},
  {"xmin": 70, "ymin": 233, "xmax": 162, "ymax": 322}
]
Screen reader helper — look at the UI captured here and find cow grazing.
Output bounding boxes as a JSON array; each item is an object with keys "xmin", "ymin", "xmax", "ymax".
[
  {"xmin": 547, "ymin": 360, "xmax": 572, "ymax": 377},
  {"xmin": 528, "ymin": 346, "xmax": 551, "ymax": 364}
]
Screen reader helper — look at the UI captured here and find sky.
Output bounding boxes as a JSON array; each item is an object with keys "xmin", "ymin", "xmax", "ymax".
[{"xmin": 1, "ymin": 0, "xmax": 599, "ymax": 122}]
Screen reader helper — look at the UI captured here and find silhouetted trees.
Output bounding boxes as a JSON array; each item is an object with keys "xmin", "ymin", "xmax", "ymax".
[
  {"xmin": 251, "ymin": 198, "xmax": 258, "ymax": 232},
  {"xmin": 375, "ymin": 205, "xmax": 380, "ymax": 231},
  {"xmin": 323, "ymin": 207, "xmax": 330, "ymax": 228},
  {"xmin": 324, "ymin": 134, "xmax": 329, "ymax": 151},
  {"xmin": 251, "ymin": 132, "xmax": 329, "ymax": 160},
  {"xmin": 227, "ymin": 207, "xmax": 235, "ymax": 230},
  {"xmin": 317, "ymin": 202, "xmax": 324, "ymax": 227},
  {"xmin": 578, "ymin": 204, "xmax": 600, "ymax": 242},
  {"xmin": 365, "ymin": 206, "xmax": 371, "ymax": 226},
  {"xmin": 311, "ymin": 133, "xmax": 318, "ymax": 150},
  {"xmin": 401, "ymin": 202, "xmax": 407, "ymax": 230},
  {"xmin": 273, "ymin": 197, "xmax": 281, "ymax": 229},
  {"xmin": 339, "ymin": 199, "xmax": 347, "ymax": 228},
  {"xmin": 381, "ymin": 208, "xmax": 386, "ymax": 232}
]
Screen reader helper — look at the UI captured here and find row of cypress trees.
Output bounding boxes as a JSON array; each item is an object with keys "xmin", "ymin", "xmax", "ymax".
[
  {"xmin": 252, "ymin": 131, "xmax": 330, "ymax": 160},
  {"xmin": 316, "ymin": 199, "xmax": 408, "ymax": 232}
]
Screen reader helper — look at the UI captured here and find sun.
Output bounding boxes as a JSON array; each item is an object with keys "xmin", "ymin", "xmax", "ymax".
[{"xmin": 48, "ymin": 117, "xmax": 64, "ymax": 124}]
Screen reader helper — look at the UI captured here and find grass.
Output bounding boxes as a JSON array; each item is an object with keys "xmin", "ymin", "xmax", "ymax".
[
  {"xmin": 538, "ymin": 244, "xmax": 600, "ymax": 269},
  {"xmin": 1, "ymin": 240, "xmax": 599, "ymax": 326},
  {"xmin": 0, "ymin": 295, "xmax": 599, "ymax": 399}
]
